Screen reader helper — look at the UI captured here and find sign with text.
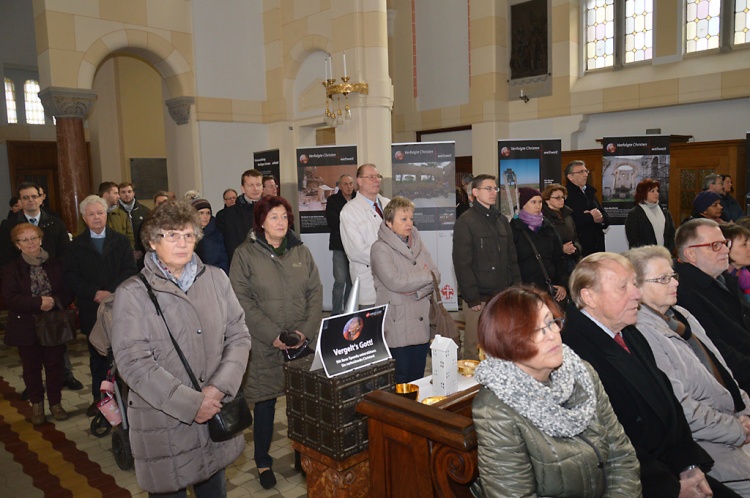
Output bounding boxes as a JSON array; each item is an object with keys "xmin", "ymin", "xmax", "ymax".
[{"xmin": 253, "ymin": 149, "xmax": 281, "ymax": 197}]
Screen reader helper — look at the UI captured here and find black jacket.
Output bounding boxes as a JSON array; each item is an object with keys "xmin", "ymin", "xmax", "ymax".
[
  {"xmin": 0, "ymin": 210, "xmax": 70, "ymax": 267},
  {"xmin": 452, "ymin": 203, "xmax": 521, "ymax": 307},
  {"xmin": 325, "ymin": 190, "xmax": 355, "ymax": 251},
  {"xmin": 195, "ymin": 216, "xmax": 229, "ymax": 273},
  {"xmin": 624, "ymin": 204, "xmax": 676, "ymax": 253},
  {"xmin": 216, "ymin": 195, "xmax": 256, "ymax": 263},
  {"xmin": 119, "ymin": 199, "xmax": 151, "ymax": 252},
  {"xmin": 563, "ymin": 305, "xmax": 713, "ymax": 498},
  {"xmin": 564, "ymin": 182, "xmax": 609, "ymax": 256},
  {"xmin": 510, "ymin": 217, "xmax": 569, "ymax": 291},
  {"xmin": 675, "ymin": 261, "xmax": 750, "ymax": 392},
  {"xmin": 63, "ymin": 229, "xmax": 137, "ymax": 334}
]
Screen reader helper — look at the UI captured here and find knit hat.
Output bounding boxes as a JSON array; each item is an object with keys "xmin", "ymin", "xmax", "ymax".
[
  {"xmin": 191, "ymin": 198, "xmax": 212, "ymax": 213},
  {"xmin": 693, "ymin": 191, "xmax": 721, "ymax": 215},
  {"xmin": 518, "ymin": 187, "xmax": 542, "ymax": 209}
]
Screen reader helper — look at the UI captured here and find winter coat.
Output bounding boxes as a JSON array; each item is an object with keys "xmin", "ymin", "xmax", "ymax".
[
  {"xmin": 542, "ymin": 203, "xmax": 582, "ymax": 268},
  {"xmin": 1, "ymin": 256, "xmax": 74, "ymax": 347},
  {"xmin": 229, "ymin": 229, "xmax": 322, "ymax": 403},
  {"xmin": 624, "ymin": 204, "xmax": 676, "ymax": 253},
  {"xmin": 472, "ymin": 363, "xmax": 642, "ymax": 498},
  {"xmin": 636, "ymin": 305, "xmax": 750, "ymax": 492},
  {"xmin": 565, "ymin": 182, "xmax": 609, "ymax": 256},
  {"xmin": 370, "ymin": 223, "xmax": 438, "ymax": 349},
  {"xmin": 721, "ymin": 194, "xmax": 744, "ymax": 222},
  {"xmin": 0, "ymin": 210, "xmax": 70, "ymax": 266},
  {"xmin": 216, "ymin": 195, "xmax": 256, "ymax": 263},
  {"xmin": 510, "ymin": 216, "xmax": 570, "ymax": 291},
  {"xmin": 340, "ymin": 194, "xmax": 390, "ymax": 305},
  {"xmin": 119, "ymin": 199, "xmax": 151, "ymax": 252},
  {"xmin": 195, "ymin": 216, "xmax": 229, "ymax": 273},
  {"xmin": 76, "ymin": 206, "xmax": 135, "ymax": 249},
  {"xmin": 111, "ymin": 256, "xmax": 251, "ymax": 494},
  {"xmin": 63, "ymin": 228, "xmax": 137, "ymax": 334},
  {"xmin": 326, "ymin": 190, "xmax": 355, "ymax": 251},
  {"xmin": 452, "ymin": 203, "xmax": 521, "ymax": 307}
]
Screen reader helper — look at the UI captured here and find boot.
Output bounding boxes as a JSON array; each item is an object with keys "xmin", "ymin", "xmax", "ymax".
[
  {"xmin": 50, "ymin": 403, "xmax": 69, "ymax": 421},
  {"xmin": 31, "ymin": 402, "xmax": 45, "ymax": 425}
]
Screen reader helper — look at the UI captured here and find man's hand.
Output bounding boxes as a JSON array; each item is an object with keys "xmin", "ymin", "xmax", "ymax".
[
  {"xmin": 589, "ymin": 208, "xmax": 604, "ymax": 224},
  {"xmin": 93, "ymin": 290, "xmax": 112, "ymax": 304},
  {"xmin": 678, "ymin": 467, "xmax": 712, "ymax": 498},
  {"xmin": 40, "ymin": 296, "xmax": 55, "ymax": 311}
]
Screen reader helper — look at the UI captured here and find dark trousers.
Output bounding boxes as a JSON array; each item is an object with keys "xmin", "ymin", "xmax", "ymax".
[
  {"xmin": 86, "ymin": 339, "xmax": 109, "ymax": 401},
  {"xmin": 253, "ymin": 398, "xmax": 277, "ymax": 469},
  {"xmin": 148, "ymin": 469, "xmax": 226, "ymax": 498},
  {"xmin": 390, "ymin": 343, "xmax": 430, "ymax": 384},
  {"xmin": 17, "ymin": 344, "xmax": 65, "ymax": 405}
]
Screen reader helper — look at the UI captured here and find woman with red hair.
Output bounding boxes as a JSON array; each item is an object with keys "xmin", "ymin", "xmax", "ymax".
[{"xmin": 625, "ymin": 179, "xmax": 676, "ymax": 252}]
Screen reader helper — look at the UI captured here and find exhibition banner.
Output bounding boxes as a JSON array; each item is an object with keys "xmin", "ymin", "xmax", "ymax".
[
  {"xmin": 253, "ymin": 149, "xmax": 281, "ymax": 197},
  {"xmin": 296, "ymin": 145, "xmax": 358, "ymax": 234},
  {"xmin": 497, "ymin": 139, "xmax": 562, "ymax": 219},
  {"xmin": 601, "ymin": 136, "xmax": 670, "ymax": 225},
  {"xmin": 745, "ymin": 132, "xmax": 750, "ymax": 216}
]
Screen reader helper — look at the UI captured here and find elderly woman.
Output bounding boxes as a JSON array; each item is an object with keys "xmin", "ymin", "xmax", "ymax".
[
  {"xmin": 229, "ymin": 195, "xmax": 322, "ymax": 490},
  {"xmin": 472, "ymin": 286, "xmax": 641, "ymax": 497},
  {"xmin": 1, "ymin": 223, "xmax": 74, "ymax": 425},
  {"xmin": 511, "ymin": 187, "xmax": 569, "ymax": 303},
  {"xmin": 191, "ymin": 198, "xmax": 229, "ymax": 273},
  {"xmin": 721, "ymin": 223, "xmax": 750, "ymax": 300},
  {"xmin": 370, "ymin": 196, "xmax": 439, "ymax": 383},
  {"xmin": 111, "ymin": 201, "xmax": 251, "ymax": 497},
  {"xmin": 541, "ymin": 183, "xmax": 582, "ymax": 272},
  {"xmin": 627, "ymin": 245, "xmax": 750, "ymax": 496},
  {"xmin": 624, "ymin": 179, "xmax": 676, "ymax": 253}
]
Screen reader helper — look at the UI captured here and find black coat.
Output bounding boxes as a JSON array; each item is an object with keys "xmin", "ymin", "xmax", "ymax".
[
  {"xmin": 675, "ymin": 261, "xmax": 750, "ymax": 392},
  {"xmin": 63, "ymin": 229, "xmax": 137, "ymax": 334},
  {"xmin": 563, "ymin": 305, "xmax": 713, "ymax": 498},
  {"xmin": 216, "ymin": 195, "xmax": 255, "ymax": 263},
  {"xmin": 0, "ymin": 210, "xmax": 70, "ymax": 267},
  {"xmin": 564, "ymin": 181, "xmax": 609, "ymax": 256},
  {"xmin": 510, "ymin": 217, "xmax": 569, "ymax": 291},
  {"xmin": 325, "ymin": 190, "xmax": 355, "ymax": 251},
  {"xmin": 195, "ymin": 216, "xmax": 229, "ymax": 273},
  {"xmin": 624, "ymin": 204, "xmax": 676, "ymax": 253}
]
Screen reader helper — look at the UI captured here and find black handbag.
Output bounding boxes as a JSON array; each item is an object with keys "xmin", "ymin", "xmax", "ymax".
[
  {"xmin": 34, "ymin": 299, "xmax": 76, "ymax": 347},
  {"xmin": 521, "ymin": 230, "xmax": 568, "ymax": 305},
  {"xmin": 137, "ymin": 274, "xmax": 252, "ymax": 442}
]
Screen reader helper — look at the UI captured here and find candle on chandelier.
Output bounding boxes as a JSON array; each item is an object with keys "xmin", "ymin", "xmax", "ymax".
[{"xmin": 343, "ymin": 53, "xmax": 347, "ymax": 78}]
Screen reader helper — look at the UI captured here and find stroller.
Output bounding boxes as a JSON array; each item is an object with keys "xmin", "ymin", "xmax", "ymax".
[{"xmin": 89, "ymin": 294, "xmax": 134, "ymax": 471}]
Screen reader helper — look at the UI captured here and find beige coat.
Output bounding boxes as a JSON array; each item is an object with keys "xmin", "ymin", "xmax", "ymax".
[
  {"xmin": 370, "ymin": 222, "xmax": 438, "ymax": 348},
  {"xmin": 111, "ymin": 256, "xmax": 251, "ymax": 494}
]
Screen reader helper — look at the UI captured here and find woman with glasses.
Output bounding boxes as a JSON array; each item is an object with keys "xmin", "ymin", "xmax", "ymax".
[
  {"xmin": 110, "ymin": 200, "xmax": 251, "ymax": 497},
  {"xmin": 624, "ymin": 179, "xmax": 676, "ymax": 253},
  {"xmin": 627, "ymin": 245, "xmax": 750, "ymax": 496},
  {"xmin": 229, "ymin": 195, "xmax": 322, "ymax": 489},
  {"xmin": 471, "ymin": 286, "xmax": 640, "ymax": 497},
  {"xmin": 721, "ymin": 224, "xmax": 750, "ymax": 301},
  {"xmin": 541, "ymin": 184, "xmax": 582, "ymax": 271}
]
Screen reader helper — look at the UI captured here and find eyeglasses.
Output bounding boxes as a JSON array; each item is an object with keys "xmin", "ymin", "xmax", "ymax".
[
  {"xmin": 687, "ymin": 239, "xmax": 732, "ymax": 252},
  {"xmin": 549, "ymin": 195, "xmax": 567, "ymax": 200},
  {"xmin": 570, "ymin": 169, "xmax": 590, "ymax": 175},
  {"xmin": 643, "ymin": 272, "xmax": 679, "ymax": 284},
  {"xmin": 224, "ymin": 196, "xmax": 237, "ymax": 201},
  {"xmin": 20, "ymin": 195, "xmax": 40, "ymax": 201},
  {"xmin": 15, "ymin": 236, "xmax": 40, "ymax": 244},
  {"xmin": 359, "ymin": 174, "xmax": 383, "ymax": 180},
  {"xmin": 534, "ymin": 317, "xmax": 565, "ymax": 340},
  {"xmin": 476, "ymin": 187, "xmax": 500, "ymax": 193},
  {"xmin": 158, "ymin": 232, "xmax": 197, "ymax": 243}
]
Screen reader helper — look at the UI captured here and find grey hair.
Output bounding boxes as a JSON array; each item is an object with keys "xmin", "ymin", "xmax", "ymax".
[
  {"xmin": 382, "ymin": 196, "xmax": 415, "ymax": 224},
  {"xmin": 141, "ymin": 200, "xmax": 203, "ymax": 251},
  {"xmin": 624, "ymin": 245, "xmax": 672, "ymax": 286},
  {"xmin": 702, "ymin": 173, "xmax": 721, "ymax": 191},
  {"xmin": 565, "ymin": 160, "xmax": 586, "ymax": 176},
  {"xmin": 675, "ymin": 218, "xmax": 720, "ymax": 261},
  {"xmin": 184, "ymin": 190, "xmax": 202, "ymax": 201},
  {"xmin": 79, "ymin": 195, "xmax": 108, "ymax": 214},
  {"xmin": 569, "ymin": 252, "xmax": 635, "ymax": 309}
]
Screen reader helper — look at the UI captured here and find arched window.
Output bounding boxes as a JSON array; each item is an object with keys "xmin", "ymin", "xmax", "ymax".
[
  {"xmin": 24, "ymin": 79, "xmax": 45, "ymax": 125},
  {"xmin": 5, "ymin": 78, "xmax": 17, "ymax": 124}
]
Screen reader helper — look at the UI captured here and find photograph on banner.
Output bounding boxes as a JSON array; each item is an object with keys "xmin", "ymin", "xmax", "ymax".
[
  {"xmin": 296, "ymin": 145, "xmax": 358, "ymax": 233},
  {"xmin": 497, "ymin": 139, "xmax": 562, "ymax": 219},
  {"xmin": 315, "ymin": 305, "xmax": 391, "ymax": 378},
  {"xmin": 253, "ymin": 149, "xmax": 281, "ymax": 197},
  {"xmin": 392, "ymin": 142, "xmax": 456, "ymax": 231},
  {"xmin": 601, "ymin": 136, "xmax": 670, "ymax": 225}
]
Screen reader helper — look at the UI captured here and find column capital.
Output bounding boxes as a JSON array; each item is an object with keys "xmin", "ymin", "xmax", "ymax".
[
  {"xmin": 39, "ymin": 87, "xmax": 97, "ymax": 119},
  {"xmin": 165, "ymin": 96, "xmax": 195, "ymax": 125}
]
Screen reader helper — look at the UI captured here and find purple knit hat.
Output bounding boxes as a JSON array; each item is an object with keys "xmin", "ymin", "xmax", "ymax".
[{"xmin": 518, "ymin": 187, "xmax": 542, "ymax": 209}]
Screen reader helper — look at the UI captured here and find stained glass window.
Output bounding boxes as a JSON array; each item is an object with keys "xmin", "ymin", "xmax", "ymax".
[
  {"xmin": 5, "ymin": 78, "xmax": 17, "ymax": 124},
  {"xmin": 686, "ymin": 0, "xmax": 722, "ymax": 52},
  {"xmin": 24, "ymin": 80, "xmax": 45, "ymax": 125},
  {"xmin": 624, "ymin": 0, "xmax": 653, "ymax": 62},
  {"xmin": 585, "ymin": 0, "xmax": 615, "ymax": 69},
  {"xmin": 736, "ymin": 0, "xmax": 750, "ymax": 45}
]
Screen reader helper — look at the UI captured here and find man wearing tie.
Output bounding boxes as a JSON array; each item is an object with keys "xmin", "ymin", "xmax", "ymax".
[{"xmin": 340, "ymin": 164, "xmax": 389, "ymax": 308}]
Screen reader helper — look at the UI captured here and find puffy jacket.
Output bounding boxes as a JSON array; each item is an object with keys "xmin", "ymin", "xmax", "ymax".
[
  {"xmin": 229, "ymin": 229, "xmax": 322, "ymax": 403},
  {"xmin": 371, "ymin": 222, "xmax": 438, "ymax": 348},
  {"xmin": 472, "ymin": 363, "xmax": 642, "ymax": 498},
  {"xmin": 111, "ymin": 256, "xmax": 251, "ymax": 493}
]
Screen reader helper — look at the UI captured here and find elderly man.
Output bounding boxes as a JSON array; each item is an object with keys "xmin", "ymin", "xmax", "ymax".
[
  {"xmin": 564, "ymin": 160, "xmax": 609, "ymax": 256},
  {"xmin": 563, "ymin": 252, "xmax": 740, "ymax": 498},
  {"xmin": 217, "ymin": 169, "xmax": 263, "ymax": 263},
  {"xmin": 453, "ymin": 174, "xmax": 521, "ymax": 360},
  {"xmin": 675, "ymin": 218, "xmax": 750, "ymax": 392},
  {"xmin": 340, "ymin": 164, "xmax": 390, "ymax": 308},
  {"xmin": 326, "ymin": 174, "xmax": 356, "ymax": 315},
  {"xmin": 64, "ymin": 195, "xmax": 137, "ymax": 416}
]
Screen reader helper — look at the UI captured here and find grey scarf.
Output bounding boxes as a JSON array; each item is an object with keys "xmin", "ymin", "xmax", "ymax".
[{"xmin": 474, "ymin": 344, "xmax": 596, "ymax": 437}]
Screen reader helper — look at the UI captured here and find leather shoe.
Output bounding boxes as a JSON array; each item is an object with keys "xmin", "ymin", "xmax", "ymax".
[
  {"xmin": 86, "ymin": 401, "xmax": 100, "ymax": 417},
  {"xmin": 64, "ymin": 377, "xmax": 84, "ymax": 390},
  {"xmin": 31, "ymin": 402, "xmax": 45, "ymax": 426},
  {"xmin": 50, "ymin": 403, "xmax": 69, "ymax": 421},
  {"xmin": 259, "ymin": 469, "xmax": 277, "ymax": 490}
]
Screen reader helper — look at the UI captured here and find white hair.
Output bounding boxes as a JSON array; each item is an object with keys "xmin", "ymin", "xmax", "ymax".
[{"xmin": 79, "ymin": 195, "xmax": 107, "ymax": 214}]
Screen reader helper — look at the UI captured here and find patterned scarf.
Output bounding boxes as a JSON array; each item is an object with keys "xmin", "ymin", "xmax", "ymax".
[
  {"xmin": 150, "ymin": 252, "xmax": 199, "ymax": 292},
  {"xmin": 474, "ymin": 344, "xmax": 596, "ymax": 437},
  {"xmin": 24, "ymin": 248, "xmax": 52, "ymax": 297}
]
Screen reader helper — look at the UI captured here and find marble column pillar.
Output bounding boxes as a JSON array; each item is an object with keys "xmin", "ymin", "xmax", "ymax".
[{"xmin": 39, "ymin": 87, "xmax": 97, "ymax": 233}]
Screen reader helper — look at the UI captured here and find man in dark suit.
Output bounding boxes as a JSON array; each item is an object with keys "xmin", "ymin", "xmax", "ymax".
[
  {"xmin": 674, "ymin": 218, "xmax": 750, "ymax": 392},
  {"xmin": 563, "ymin": 252, "xmax": 739, "ymax": 498},
  {"xmin": 564, "ymin": 160, "xmax": 609, "ymax": 256},
  {"xmin": 217, "ymin": 169, "xmax": 263, "ymax": 263},
  {"xmin": 325, "ymin": 174, "xmax": 356, "ymax": 315}
]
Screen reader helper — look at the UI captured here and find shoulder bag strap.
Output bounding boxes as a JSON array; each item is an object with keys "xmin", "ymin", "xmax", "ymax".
[
  {"xmin": 521, "ymin": 229, "xmax": 553, "ymax": 287},
  {"xmin": 430, "ymin": 271, "xmax": 442, "ymax": 304},
  {"xmin": 137, "ymin": 273, "xmax": 201, "ymax": 392}
]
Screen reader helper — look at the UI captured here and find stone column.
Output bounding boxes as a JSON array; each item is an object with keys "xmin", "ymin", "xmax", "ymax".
[{"xmin": 39, "ymin": 87, "xmax": 97, "ymax": 233}]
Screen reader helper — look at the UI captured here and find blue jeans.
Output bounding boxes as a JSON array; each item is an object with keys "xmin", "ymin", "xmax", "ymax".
[
  {"xmin": 148, "ymin": 469, "xmax": 226, "ymax": 498},
  {"xmin": 331, "ymin": 250, "xmax": 352, "ymax": 315},
  {"xmin": 254, "ymin": 398, "xmax": 277, "ymax": 469},
  {"xmin": 389, "ymin": 343, "xmax": 430, "ymax": 384}
]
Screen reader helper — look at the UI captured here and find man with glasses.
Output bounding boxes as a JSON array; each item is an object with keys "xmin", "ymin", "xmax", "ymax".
[
  {"xmin": 564, "ymin": 160, "xmax": 609, "ymax": 256},
  {"xmin": 453, "ymin": 174, "xmax": 521, "ymax": 360},
  {"xmin": 340, "ymin": 164, "xmax": 390, "ymax": 308},
  {"xmin": 675, "ymin": 218, "xmax": 750, "ymax": 392}
]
